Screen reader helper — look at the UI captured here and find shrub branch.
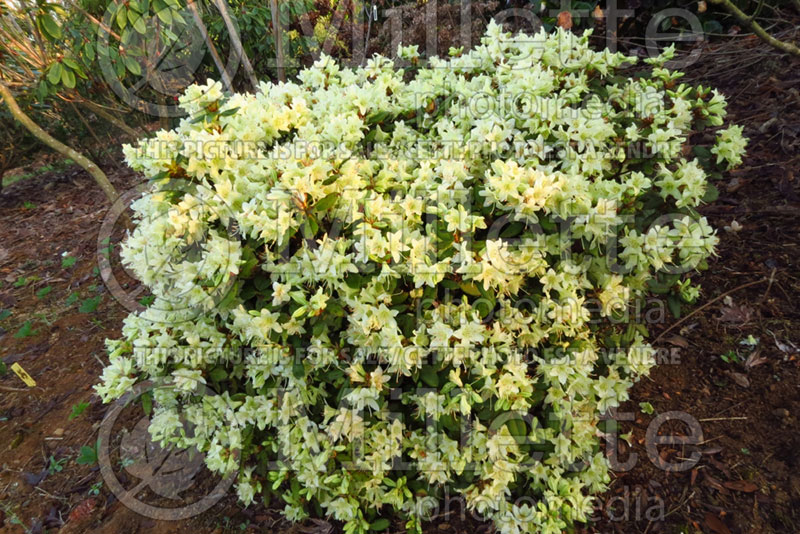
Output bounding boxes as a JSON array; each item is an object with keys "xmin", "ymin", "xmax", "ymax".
[
  {"xmin": 0, "ymin": 81, "xmax": 119, "ymax": 204},
  {"xmin": 709, "ymin": 0, "xmax": 800, "ymax": 57}
]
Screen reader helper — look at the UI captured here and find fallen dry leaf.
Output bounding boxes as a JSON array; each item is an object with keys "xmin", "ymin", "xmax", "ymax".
[
  {"xmin": 67, "ymin": 498, "xmax": 97, "ymax": 524},
  {"xmin": 725, "ymin": 370, "xmax": 750, "ymax": 388},
  {"xmin": 718, "ymin": 302, "xmax": 753, "ymax": 325},
  {"xmin": 723, "ymin": 480, "xmax": 759, "ymax": 493},
  {"xmin": 744, "ymin": 349, "xmax": 768, "ymax": 369},
  {"xmin": 665, "ymin": 335, "xmax": 689, "ymax": 348},
  {"xmin": 769, "ymin": 331, "xmax": 799, "ymax": 355},
  {"xmin": 703, "ymin": 473, "xmax": 730, "ymax": 494},
  {"xmin": 726, "ymin": 177, "xmax": 746, "ymax": 192},
  {"xmin": 704, "ymin": 512, "xmax": 732, "ymax": 534}
]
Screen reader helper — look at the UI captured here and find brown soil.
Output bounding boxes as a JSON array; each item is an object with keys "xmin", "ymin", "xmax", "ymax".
[{"xmin": 1, "ymin": 28, "xmax": 799, "ymax": 534}]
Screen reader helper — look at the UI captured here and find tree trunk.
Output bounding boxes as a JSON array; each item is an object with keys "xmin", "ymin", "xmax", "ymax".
[
  {"xmin": 186, "ymin": 0, "xmax": 233, "ymax": 91},
  {"xmin": 212, "ymin": 0, "xmax": 259, "ymax": 91},
  {"xmin": 270, "ymin": 0, "xmax": 286, "ymax": 82},
  {"xmin": 0, "ymin": 81, "xmax": 119, "ymax": 204}
]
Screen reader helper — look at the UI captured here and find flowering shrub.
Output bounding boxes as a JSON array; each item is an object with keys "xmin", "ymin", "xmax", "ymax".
[{"xmin": 99, "ymin": 21, "xmax": 746, "ymax": 534}]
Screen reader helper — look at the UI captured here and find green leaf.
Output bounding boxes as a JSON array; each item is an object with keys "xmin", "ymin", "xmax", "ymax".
[
  {"xmin": 47, "ymin": 62, "xmax": 62, "ymax": 85},
  {"xmin": 156, "ymin": 7, "xmax": 173, "ymax": 25},
  {"xmin": 208, "ymin": 366, "xmax": 227, "ymax": 382},
  {"xmin": 61, "ymin": 256, "xmax": 77, "ymax": 268},
  {"xmin": 84, "ymin": 42, "xmax": 95, "ymax": 62},
  {"xmin": 371, "ymin": 519, "xmax": 391, "ymax": 531},
  {"xmin": 35, "ymin": 286, "xmax": 52, "ymax": 298},
  {"xmin": 65, "ymin": 292, "xmax": 79, "ymax": 306},
  {"xmin": 39, "ymin": 14, "xmax": 62, "ymax": 39},
  {"xmin": 68, "ymin": 402, "xmax": 89, "ymax": 420},
  {"xmin": 292, "ymin": 360, "xmax": 305, "ymax": 379},
  {"xmin": 218, "ymin": 107, "xmax": 240, "ymax": 117},
  {"xmin": 141, "ymin": 392, "xmax": 153, "ymax": 416},
  {"xmin": 504, "ymin": 418, "xmax": 527, "ymax": 445},
  {"xmin": 0, "ymin": 309, "xmax": 11, "ymax": 321},
  {"xmin": 116, "ymin": 6, "xmax": 128, "ymax": 30},
  {"xmin": 37, "ymin": 81, "xmax": 48, "ymax": 101},
  {"xmin": 131, "ymin": 13, "xmax": 147, "ymax": 34},
  {"xmin": 61, "ymin": 67, "xmax": 76, "ymax": 89},
  {"xmin": 14, "ymin": 321, "xmax": 35, "ymax": 338},
  {"xmin": 667, "ymin": 294, "xmax": 682, "ymax": 319},
  {"xmin": 419, "ymin": 366, "xmax": 439, "ymax": 388},
  {"xmin": 458, "ymin": 282, "xmax": 481, "ymax": 297},
  {"xmin": 0, "ymin": 361, "xmax": 6, "ymax": 377},
  {"xmin": 314, "ymin": 194, "xmax": 338, "ymax": 212},
  {"xmin": 702, "ymin": 183, "xmax": 719, "ymax": 203},
  {"xmin": 62, "ymin": 58, "xmax": 80, "ymax": 70},
  {"xmin": 646, "ymin": 278, "xmax": 672, "ymax": 294},
  {"xmin": 302, "ymin": 216, "xmax": 319, "ymax": 238},
  {"xmin": 123, "ymin": 56, "xmax": 142, "ymax": 76},
  {"xmin": 500, "ymin": 222, "xmax": 525, "ymax": 238},
  {"xmin": 76, "ymin": 444, "xmax": 98, "ymax": 465},
  {"xmin": 79, "ymin": 296, "xmax": 101, "ymax": 313}
]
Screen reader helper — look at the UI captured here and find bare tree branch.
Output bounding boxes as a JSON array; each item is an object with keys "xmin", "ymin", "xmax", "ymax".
[
  {"xmin": 709, "ymin": 0, "xmax": 800, "ymax": 58},
  {"xmin": 211, "ymin": 0, "xmax": 259, "ymax": 91},
  {"xmin": 0, "ymin": 81, "xmax": 119, "ymax": 204},
  {"xmin": 270, "ymin": 0, "xmax": 286, "ymax": 82},
  {"xmin": 186, "ymin": 0, "xmax": 233, "ymax": 91}
]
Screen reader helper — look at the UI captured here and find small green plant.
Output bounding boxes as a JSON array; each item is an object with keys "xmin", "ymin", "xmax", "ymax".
[
  {"xmin": 61, "ymin": 255, "xmax": 77, "ymax": 268},
  {"xmin": 22, "ymin": 201, "xmax": 35, "ymax": 209},
  {"xmin": 88, "ymin": 481, "xmax": 103, "ymax": 496},
  {"xmin": 720, "ymin": 350, "xmax": 742, "ymax": 364},
  {"xmin": 65, "ymin": 292, "xmax": 80, "ymax": 306},
  {"xmin": 35, "ymin": 286, "xmax": 53, "ymax": 298},
  {"xmin": 48, "ymin": 455, "xmax": 67, "ymax": 475},
  {"xmin": 639, "ymin": 402, "xmax": 655, "ymax": 415},
  {"xmin": 13, "ymin": 277, "xmax": 29, "ymax": 288},
  {"xmin": 78, "ymin": 296, "xmax": 101, "ymax": 313},
  {"xmin": 0, "ymin": 360, "xmax": 7, "ymax": 377},
  {"xmin": 13, "ymin": 320, "xmax": 35, "ymax": 338},
  {"xmin": 0, "ymin": 309, "xmax": 11, "ymax": 321},
  {"xmin": 68, "ymin": 401, "xmax": 90, "ymax": 420},
  {"xmin": 76, "ymin": 440, "xmax": 99, "ymax": 465}
]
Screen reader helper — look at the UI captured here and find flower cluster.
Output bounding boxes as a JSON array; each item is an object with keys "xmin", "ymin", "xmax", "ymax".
[{"xmin": 100, "ymin": 21, "xmax": 745, "ymax": 534}]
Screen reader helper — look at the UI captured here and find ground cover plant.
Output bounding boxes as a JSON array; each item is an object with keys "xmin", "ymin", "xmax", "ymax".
[{"xmin": 97, "ymin": 21, "xmax": 746, "ymax": 534}]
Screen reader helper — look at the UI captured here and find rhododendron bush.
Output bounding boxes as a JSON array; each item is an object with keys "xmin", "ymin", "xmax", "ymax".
[{"xmin": 98, "ymin": 21, "xmax": 746, "ymax": 534}]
